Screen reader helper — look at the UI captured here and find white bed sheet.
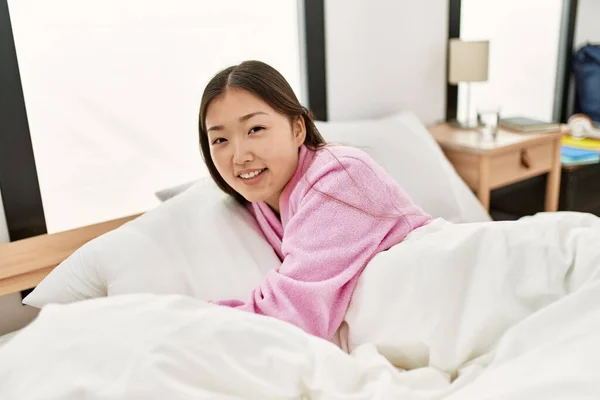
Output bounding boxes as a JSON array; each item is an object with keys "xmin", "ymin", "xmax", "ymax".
[
  {"xmin": 0, "ymin": 330, "xmax": 20, "ymax": 349},
  {"xmin": 1, "ymin": 212, "xmax": 600, "ymax": 399}
]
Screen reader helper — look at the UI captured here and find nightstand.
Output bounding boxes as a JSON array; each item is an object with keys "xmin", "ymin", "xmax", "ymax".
[{"xmin": 428, "ymin": 123, "xmax": 564, "ymax": 212}]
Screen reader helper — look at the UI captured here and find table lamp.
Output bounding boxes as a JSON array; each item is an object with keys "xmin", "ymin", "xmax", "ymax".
[{"xmin": 448, "ymin": 39, "xmax": 489, "ymax": 128}]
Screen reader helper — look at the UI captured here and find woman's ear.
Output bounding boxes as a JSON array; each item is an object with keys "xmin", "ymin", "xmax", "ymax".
[{"xmin": 293, "ymin": 115, "xmax": 307, "ymax": 147}]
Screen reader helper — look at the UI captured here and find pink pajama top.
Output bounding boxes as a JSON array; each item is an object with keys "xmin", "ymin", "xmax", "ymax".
[{"xmin": 214, "ymin": 144, "xmax": 431, "ymax": 340}]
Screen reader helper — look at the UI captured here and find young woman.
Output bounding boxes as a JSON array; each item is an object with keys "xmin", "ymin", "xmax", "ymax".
[{"xmin": 199, "ymin": 60, "xmax": 431, "ymax": 341}]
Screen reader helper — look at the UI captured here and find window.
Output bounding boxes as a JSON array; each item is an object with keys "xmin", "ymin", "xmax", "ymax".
[
  {"xmin": 9, "ymin": 0, "xmax": 305, "ymax": 233},
  {"xmin": 458, "ymin": 0, "xmax": 564, "ymax": 122}
]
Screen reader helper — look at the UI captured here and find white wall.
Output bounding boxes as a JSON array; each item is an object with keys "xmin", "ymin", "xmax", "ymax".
[
  {"xmin": 574, "ymin": 0, "xmax": 600, "ymax": 48},
  {"xmin": 325, "ymin": 0, "xmax": 448, "ymax": 124},
  {"xmin": 0, "ymin": 188, "xmax": 40, "ymax": 336}
]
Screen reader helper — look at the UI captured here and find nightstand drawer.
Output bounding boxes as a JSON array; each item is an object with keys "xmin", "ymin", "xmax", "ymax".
[{"xmin": 489, "ymin": 142, "xmax": 554, "ymax": 189}]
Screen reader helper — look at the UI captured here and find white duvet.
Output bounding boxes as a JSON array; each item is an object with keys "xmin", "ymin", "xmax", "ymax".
[{"xmin": 1, "ymin": 212, "xmax": 600, "ymax": 399}]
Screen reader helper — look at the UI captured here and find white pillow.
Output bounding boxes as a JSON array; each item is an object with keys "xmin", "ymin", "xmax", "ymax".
[
  {"xmin": 154, "ymin": 180, "xmax": 196, "ymax": 202},
  {"xmin": 315, "ymin": 111, "xmax": 490, "ymax": 223},
  {"xmin": 23, "ymin": 179, "xmax": 281, "ymax": 308}
]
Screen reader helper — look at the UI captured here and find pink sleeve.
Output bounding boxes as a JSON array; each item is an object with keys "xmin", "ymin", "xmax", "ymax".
[{"xmin": 214, "ymin": 156, "xmax": 426, "ymax": 340}]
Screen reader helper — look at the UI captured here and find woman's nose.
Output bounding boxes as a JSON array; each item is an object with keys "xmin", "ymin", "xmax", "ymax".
[{"xmin": 232, "ymin": 139, "xmax": 253, "ymax": 165}]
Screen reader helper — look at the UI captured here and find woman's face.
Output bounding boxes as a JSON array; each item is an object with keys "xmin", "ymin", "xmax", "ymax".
[{"xmin": 205, "ymin": 88, "xmax": 306, "ymax": 212}]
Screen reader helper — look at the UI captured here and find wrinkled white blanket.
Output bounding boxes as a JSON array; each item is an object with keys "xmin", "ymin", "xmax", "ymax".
[{"xmin": 1, "ymin": 212, "xmax": 600, "ymax": 399}]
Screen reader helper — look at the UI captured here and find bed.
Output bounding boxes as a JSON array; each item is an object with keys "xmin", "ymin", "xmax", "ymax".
[
  {"xmin": 2, "ymin": 212, "xmax": 600, "ymax": 399},
  {"xmin": 2, "ymin": 112, "xmax": 600, "ymax": 398},
  {"xmin": 0, "ymin": 330, "xmax": 19, "ymax": 348}
]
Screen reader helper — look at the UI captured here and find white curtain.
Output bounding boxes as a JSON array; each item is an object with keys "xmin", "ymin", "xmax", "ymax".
[{"xmin": 8, "ymin": 0, "xmax": 304, "ymax": 233}]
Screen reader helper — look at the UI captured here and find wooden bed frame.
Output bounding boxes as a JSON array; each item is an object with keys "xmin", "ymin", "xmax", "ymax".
[{"xmin": 0, "ymin": 214, "xmax": 141, "ymax": 297}]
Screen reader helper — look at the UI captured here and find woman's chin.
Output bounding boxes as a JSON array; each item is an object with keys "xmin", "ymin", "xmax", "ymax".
[
  {"xmin": 237, "ymin": 189, "xmax": 269, "ymax": 204},
  {"xmin": 239, "ymin": 188, "xmax": 280, "ymax": 207}
]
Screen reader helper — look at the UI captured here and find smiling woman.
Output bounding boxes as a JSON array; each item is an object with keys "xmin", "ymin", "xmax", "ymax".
[
  {"xmin": 196, "ymin": 61, "xmax": 432, "ymax": 341},
  {"xmin": 206, "ymin": 96, "xmax": 303, "ymax": 212},
  {"xmin": 200, "ymin": 61, "xmax": 326, "ymax": 211}
]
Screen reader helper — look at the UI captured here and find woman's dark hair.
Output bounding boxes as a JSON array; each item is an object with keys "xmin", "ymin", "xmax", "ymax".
[{"xmin": 198, "ymin": 60, "xmax": 326, "ymax": 205}]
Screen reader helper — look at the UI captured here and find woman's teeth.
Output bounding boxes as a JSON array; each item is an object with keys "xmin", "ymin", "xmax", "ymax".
[{"xmin": 239, "ymin": 169, "xmax": 265, "ymax": 179}]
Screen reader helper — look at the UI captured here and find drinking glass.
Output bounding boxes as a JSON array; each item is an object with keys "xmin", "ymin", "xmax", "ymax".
[{"xmin": 477, "ymin": 107, "xmax": 501, "ymax": 140}]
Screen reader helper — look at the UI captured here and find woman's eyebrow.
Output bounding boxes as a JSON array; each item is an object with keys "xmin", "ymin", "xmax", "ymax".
[
  {"xmin": 207, "ymin": 125, "xmax": 224, "ymax": 133},
  {"xmin": 207, "ymin": 111, "xmax": 268, "ymax": 132},
  {"xmin": 239, "ymin": 111, "xmax": 268, "ymax": 122}
]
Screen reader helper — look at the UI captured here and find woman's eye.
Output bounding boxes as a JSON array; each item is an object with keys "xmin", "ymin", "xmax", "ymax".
[
  {"xmin": 211, "ymin": 138, "xmax": 227, "ymax": 145},
  {"xmin": 249, "ymin": 126, "xmax": 264, "ymax": 135}
]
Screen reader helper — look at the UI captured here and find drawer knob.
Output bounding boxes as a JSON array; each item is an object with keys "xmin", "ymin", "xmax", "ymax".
[{"xmin": 520, "ymin": 150, "xmax": 532, "ymax": 169}]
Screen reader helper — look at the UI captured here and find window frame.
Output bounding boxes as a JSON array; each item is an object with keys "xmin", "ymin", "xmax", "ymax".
[{"xmin": 445, "ymin": 0, "xmax": 579, "ymax": 123}]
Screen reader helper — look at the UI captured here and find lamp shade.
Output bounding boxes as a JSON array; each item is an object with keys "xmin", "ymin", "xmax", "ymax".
[{"xmin": 448, "ymin": 39, "xmax": 489, "ymax": 84}]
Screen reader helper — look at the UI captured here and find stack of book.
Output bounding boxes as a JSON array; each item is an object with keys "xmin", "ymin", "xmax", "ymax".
[
  {"xmin": 500, "ymin": 117, "xmax": 561, "ymax": 133},
  {"xmin": 561, "ymin": 136, "xmax": 600, "ymax": 166}
]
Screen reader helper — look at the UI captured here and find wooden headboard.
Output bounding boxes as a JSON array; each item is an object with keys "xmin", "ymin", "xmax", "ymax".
[{"xmin": 0, "ymin": 214, "xmax": 140, "ymax": 297}]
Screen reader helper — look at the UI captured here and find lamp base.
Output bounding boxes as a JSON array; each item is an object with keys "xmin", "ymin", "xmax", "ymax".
[{"xmin": 449, "ymin": 119, "xmax": 480, "ymax": 130}]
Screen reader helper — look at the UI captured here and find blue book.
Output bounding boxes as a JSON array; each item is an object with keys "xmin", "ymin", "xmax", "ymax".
[
  {"xmin": 561, "ymin": 154, "xmax": 600, "ymax": 166},
  {"xmin": 561, "ymin": 146, "xmax": 599, "ymax": 160}
]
